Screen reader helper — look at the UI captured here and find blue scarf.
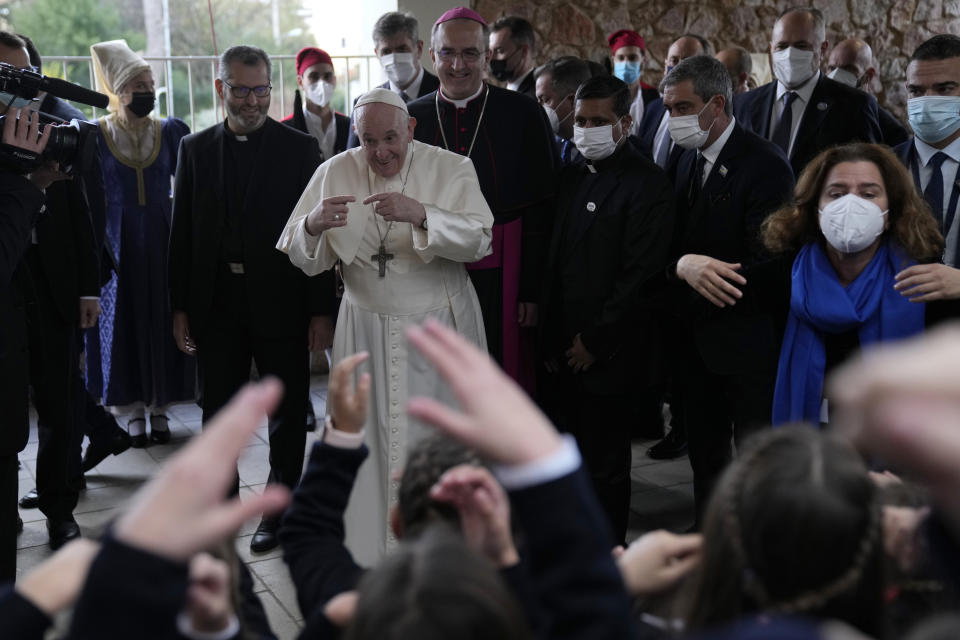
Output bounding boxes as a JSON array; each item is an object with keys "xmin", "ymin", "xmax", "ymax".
[{"xmin": 772, "ymin": 241, "xmax": 926, "ymax": 425}]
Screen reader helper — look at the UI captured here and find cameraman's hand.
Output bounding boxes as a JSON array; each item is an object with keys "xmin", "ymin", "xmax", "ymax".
[
  {"xmin": 79, "ymin": 298, "xmax": 100, "ymax": 329},
  {"xmin": 30, "ymin": 160, "xmax": 70, "ymax": 190},
  {"xmin": 3, "ymin": 107, "xmax": 50, "ymax": 154}
]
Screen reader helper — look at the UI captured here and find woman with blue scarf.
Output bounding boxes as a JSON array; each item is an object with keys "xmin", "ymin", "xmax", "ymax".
[{"xmin": 760, "ymin": 144, "xmax": 952, "ymax": 426}]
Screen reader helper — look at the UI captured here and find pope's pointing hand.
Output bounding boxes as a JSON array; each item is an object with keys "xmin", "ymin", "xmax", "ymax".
[
  {"xmin": 306, "ymin": 195, "xmax": 355, "ymax": 235},
  {"xmin": 363, "ymin": 192, "xmax": 426, "ymax": 227}
]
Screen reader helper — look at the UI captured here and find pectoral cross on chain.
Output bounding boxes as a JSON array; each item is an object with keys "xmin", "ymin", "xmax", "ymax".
[{"xmin": 372, "ymin": 243, "xmax": 394, "ymax": 278}]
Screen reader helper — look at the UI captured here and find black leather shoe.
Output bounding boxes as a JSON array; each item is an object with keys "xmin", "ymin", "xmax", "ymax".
[
  {"xmin": 47, "ymin": 517, "xmax": 81, "ymax": 550},
  {"xmin": 149, "ymin": 429, "xmax": 171, "ymax": 444},
  {"xmin": 250, "ymin": 518, "xmax": 280, "ymax": 553},
  {"xmin": 647, "ymin": 427, "xmax": 688, "ymax": 460},
  {"xmin": 17, "ymin": 516, "xmax": 23, "ymax": 533},
  {"xmin": 129, "ymin": 418, "xmax": 147, "ymax": 448},
  {"xmin": 18, "ymin": 488, "xmax": 38, "ymax": 509},
  {"xmin": 82, "ymin": 428, "xmax": 133, "ymax": 472}
]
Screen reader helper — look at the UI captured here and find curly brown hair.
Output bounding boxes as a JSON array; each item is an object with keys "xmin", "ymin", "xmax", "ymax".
[{"xmin": 761, "ymin": 143, "xmax": 944, "ymax": 262}]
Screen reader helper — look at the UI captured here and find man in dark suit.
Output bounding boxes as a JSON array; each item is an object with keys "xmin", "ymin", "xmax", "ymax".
[
  {"xmin": 540, "ymin": 75, "xmax": 674, "ymax": 544},
  {"xmin": 0, "ymin": 109, "xmax": 56, "ymax": 581},
  {"xmin": 638, "ymin": 33, "xmax": 710, "ymax": 174},
  {"xmin": 489, "ymin": 16, "xmax": 537, "ymax": 100},
  {"xmin": 892, "ymin": 35, "xmax": 960, "ymax": 302},
  {"xmin": 345, "ymin": 11, "xmax": 440, "ymax": 149},
  {"xmin": 0, "ymin": 33, "xmax": 99, "ymax": 551},
  {"xmin": 826, "ymin": 38, "xmax": 909, "ymax": 147},
  {"xmin": 282, "ymin": 47, "xmax": 350, "ymax": 163},
  {"xmin": 169, "ymin": 45, "xmax": 330, "ymax": 553},
  {"xmin": 661, "ymin": 56, "xmax": 795, "ymax": 522},
  {"xmin": 535, "ymin": 56, "xmax": 592, "ymax": 166},
  {"xmin": 733, "ymin": 7, "xmax": 880, "ymax": 178}
]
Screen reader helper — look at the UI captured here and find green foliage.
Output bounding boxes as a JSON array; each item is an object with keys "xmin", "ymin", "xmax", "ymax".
[{"xmin": 7, "ymin": 0, "xmax": 145, "ymax": 57}]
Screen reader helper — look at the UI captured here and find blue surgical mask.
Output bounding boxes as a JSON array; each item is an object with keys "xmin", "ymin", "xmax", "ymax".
[
  {"xmin": 665, "ymin": 65, "xmax": 674, "ymax": 76},
  {"xmin": 0, "ymin": 92, "xmax": 33, "ymax": 110},
  {"xmin": 908, "ymin": 95, "xmax": 960, "ymax": 144},
  {"xmin": 613, "ymin": 60, "xmax": 641, "ymax": 85}
]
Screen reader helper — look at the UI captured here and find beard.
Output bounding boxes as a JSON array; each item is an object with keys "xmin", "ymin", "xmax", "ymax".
[{"xmin": 226, "ymin": 100, "xmax": 268, "ymax": 133}]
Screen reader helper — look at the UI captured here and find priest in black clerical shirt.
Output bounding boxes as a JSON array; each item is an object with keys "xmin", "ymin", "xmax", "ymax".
[
  {"xmin": 407, "ymin": 7, "xmax": 558, "ymax": 390},
  {"xmin": 169, "ymin": 45, "xmax": 332, "ymax": 554},
  {"xmin": 540, "ymin": 76, "xmax": 675, "ymax": 545}
]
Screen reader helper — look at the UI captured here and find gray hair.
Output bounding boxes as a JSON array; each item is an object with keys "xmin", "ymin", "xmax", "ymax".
[
  {"xmin": 777, "ymin": 7, "xmax": 826, "ymax": 45},
  {"xmin": 373, "ymin": 11, "xmax": 419, "ymax": 46},
  {"xmin": 218, "ymin": 45, "xmax": 271, "ymax": 82},
  {"xmin": 721, "ymin": 46, "xmax": 752, "ymax": 77},
  {"xmin": 659, "ymin": 55, "xmax": 733, "ymax": 117},
  {"xmin": 431, "ymin": 19, "xmax": 490, "ymax": 52},
  {"xmin": 534, "ymin": 56, "xmax": 591, "ymax": 97}
]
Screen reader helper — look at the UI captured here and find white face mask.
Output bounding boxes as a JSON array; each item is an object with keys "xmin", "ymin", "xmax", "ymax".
[
  {"xmin": 381, "ymin": 52, "xmax": 417, "ymax": 87},
  {"xmin": 826, "ymin": 67, "xmax": 859, "ymax": 89},
  {"xmin": 543, "ymin": 97, "xmax": 572, "ymax": 136},
  {"xmin": 668, "ymin": 99, "xmax": 717, "ymax": 150},
  {"xmin": 819, "ymin": 193, "xmax": 887, "ymax": 254},
  {"xmin": 573, "ymin": 120, "xmax": 623, "ymax": 161},
  {"xmin": 773, "ymin": 47, "xmax": 816, "ymax": 89},
  {"xmin": 306, "ymin": 80, "xmax": 334, "ymax": 108}
]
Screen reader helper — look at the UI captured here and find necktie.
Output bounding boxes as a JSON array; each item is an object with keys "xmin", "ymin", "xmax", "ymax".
[
  {"xmin": 400, "ymin": 91, "xmax": 411, "ymax": 103},
  {"xmin": 655, "ymin": 118, "xmax": 672, "ymax": 168},
  {"xmin": 771, "ymin": 91, "xmax": 798, "ymax": 155},
  {"xmin": 687, "ymin": 152, "xmax": 707, "ymax": 207},
  {"xmin": 924, "ymin": 152, "xmax": 949, "ymax": 226}
]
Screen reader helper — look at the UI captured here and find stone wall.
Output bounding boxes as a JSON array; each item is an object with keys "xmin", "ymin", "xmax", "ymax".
[{"xmin": 471, "ymin": 0, "xmax": 960, "ymax": 119}]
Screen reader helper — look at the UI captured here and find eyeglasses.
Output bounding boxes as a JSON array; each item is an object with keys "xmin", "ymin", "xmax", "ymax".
[
  {"xmin": 436, "ymin": 48, "xmax": 485, "ymax": 63},
  {"xmin": 222, "ymin": 80, "xmax": 271, "ymax": 98}
]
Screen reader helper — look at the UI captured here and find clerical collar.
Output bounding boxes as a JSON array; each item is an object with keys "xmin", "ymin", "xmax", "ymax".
[
  {"xmin": 223, "ymin": 118, "xmax": 266, "ymax": 142},
  {"xmin": 438, "ymin": 83, "xmax": 485, "ymax": 109},
  {"xmin": 586, "ymin": 140, "xmax": 629, "ymax": 172}
]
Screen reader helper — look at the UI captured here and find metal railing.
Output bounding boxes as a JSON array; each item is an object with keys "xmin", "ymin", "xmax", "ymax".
[{"xmin": 44, "ymin": 54, "xmax": 382, "ymax": 131}]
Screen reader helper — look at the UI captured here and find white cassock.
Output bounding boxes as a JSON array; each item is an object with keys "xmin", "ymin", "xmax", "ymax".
[{"xmin": 277, "ymin": 139, "xmax": 492, "ymax": 563}]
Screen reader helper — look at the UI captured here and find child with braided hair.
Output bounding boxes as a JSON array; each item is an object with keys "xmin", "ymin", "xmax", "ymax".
[{"xmin": 679, "ymin": 426, "xmax": 886, "ymax": 638}]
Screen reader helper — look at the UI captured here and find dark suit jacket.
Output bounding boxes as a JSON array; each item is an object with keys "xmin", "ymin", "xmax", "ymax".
[
  {"xmin": 346, "ymin": 70, "xmax": 441, "ymax": 149},
  {"xmin": 168, "ymin": 118, "xmax": 326, "ymax": 340},
  {"xmin": 668, "ymin": 123, "xmax": 795, "ymax": 375},
  {"xmin": 515, "ymin": 68, "xmax": 537, "ymax": 101},
  {"xmin": 0, "ymin": 172, "xmax": 44, "ymax": 455},
  {"xmin": 541, "ymin": 141, "xmax": 674, "ymax": 393},
  {"xmin": 281, "ymin": 90, "xmax": 350, "ymax": 157},
  {"xmin": 637, "ymin": 96, "xmax": 683, "ymax": 176},
  {"xmin": 26, "ymin": 100, "xmax": 99, "ymax": 325},
  {"xmin": 879, "ymin": 105, "xmax": 909, "ymax": 148},
  {"xmin": 733, "ymin": 74, "xmax": 881, "ymax": 177},
  {"xmin": 40, "ymin": 94, "xmax": 114, "ymax": 286}
]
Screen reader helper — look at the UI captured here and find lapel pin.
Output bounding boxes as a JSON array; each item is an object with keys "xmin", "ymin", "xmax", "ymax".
[
  {"xmin": 586, "ymin": 202, "xmax": 596, "ymax": 212},
  {"xmin": 817, "ymin": 102, "xmax": 828, "ymax": 111},
  {"xmin": 719, "ymin": 165, "xmax": 728, "ymax": 177}
]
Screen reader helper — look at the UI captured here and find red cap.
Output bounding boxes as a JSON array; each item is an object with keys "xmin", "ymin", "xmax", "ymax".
[
  {"xmin": 296, "ymin": 47, "xmax": 333, "ymax": 76},
  {"xmin": 607, "ymin": 29, "xmax": 645, "ymax": 54},
  {"xmin": 435, "ymin": 7, "xmax": 488, "ymax": 27}
]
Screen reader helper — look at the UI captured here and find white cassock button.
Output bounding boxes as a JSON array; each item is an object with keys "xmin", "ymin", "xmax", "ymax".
[{"xmin": 586, "ymin": 201, "xmax": 596, "ymax": 212}]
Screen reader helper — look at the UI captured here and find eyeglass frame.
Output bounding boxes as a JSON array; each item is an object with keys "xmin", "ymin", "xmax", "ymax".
[
  {"xmin": 434, "ymin": 47, "xmax": 487, "ymax": 64},
  {"xmin": 221, "ymin": 79, "xmax": 272, "ymax": 98}
]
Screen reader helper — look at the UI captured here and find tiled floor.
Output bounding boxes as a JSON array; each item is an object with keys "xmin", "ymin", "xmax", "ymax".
[{"xmin": 16, "ymin": 376, "xmax": 693, "ymax": 639}]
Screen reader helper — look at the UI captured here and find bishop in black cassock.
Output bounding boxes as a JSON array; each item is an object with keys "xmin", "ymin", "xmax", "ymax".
[{"xmin": 407, "ymin": 7, "xmax": 558, "ymax": 386}]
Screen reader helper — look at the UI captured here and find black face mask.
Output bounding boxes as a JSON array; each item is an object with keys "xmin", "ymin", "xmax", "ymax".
[
  {"xmin": 489, "ymin": 58, "xmax": 510, "ymax": 82},
  {"xmin": 126, "ymin": 92, "xmax": 155, "ymax": 118}
]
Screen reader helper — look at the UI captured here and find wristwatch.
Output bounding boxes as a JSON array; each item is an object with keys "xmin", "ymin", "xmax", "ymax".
[{"xmin": 420, "ymin": 216, "xmax": 428, "ymax": 230}]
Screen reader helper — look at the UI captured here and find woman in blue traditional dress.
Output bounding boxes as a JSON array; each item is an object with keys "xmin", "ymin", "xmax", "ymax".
[{"xmin": 86, "ymin": 40, "xmax": 195, "ymax": 446}]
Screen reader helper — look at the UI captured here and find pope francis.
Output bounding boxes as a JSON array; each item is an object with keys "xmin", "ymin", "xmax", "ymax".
[{"xmin": 277, "ymin": 88, "xmax": 492, "ymax": 563}]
